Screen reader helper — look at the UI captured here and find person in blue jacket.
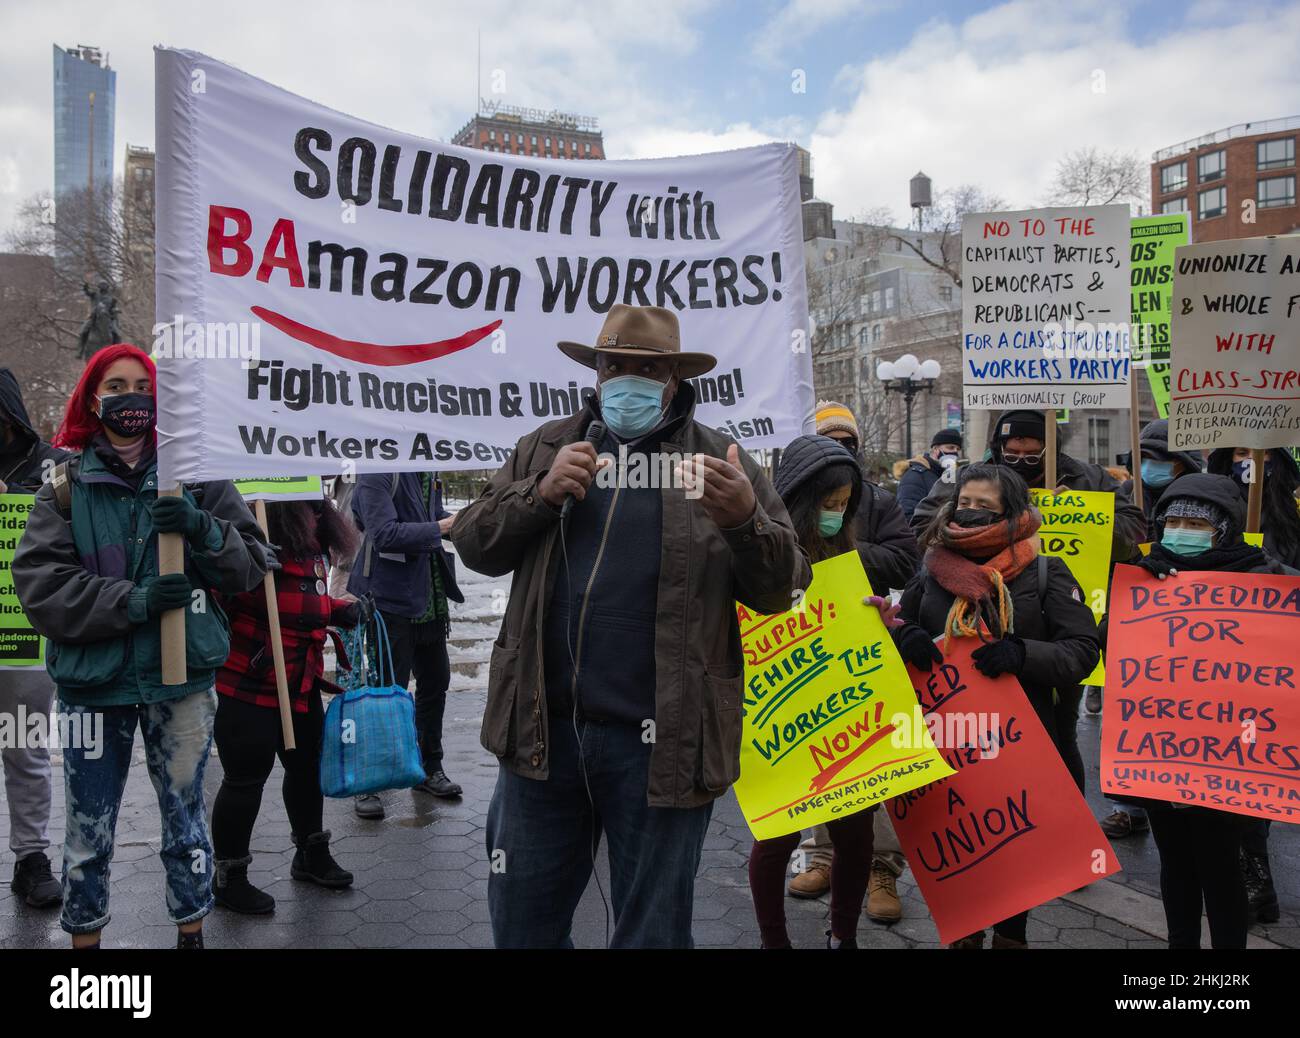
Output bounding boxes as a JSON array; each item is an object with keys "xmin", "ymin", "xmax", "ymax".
[{"xmin": 347, "ymin": 471, "xmax": 465, "ymax": 818}]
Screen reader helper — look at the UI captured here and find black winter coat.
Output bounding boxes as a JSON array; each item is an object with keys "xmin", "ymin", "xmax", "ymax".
[
  {"xmin": 0, "ymin": 369, "xmax": 66, "ymax": 492},
  {"xmin": 896, "ymin": 455, "xmax": 941, "ymax": 520},
  {"xmin": 899, "ymin": 554, "xmax": 1100, "ymax": 740}
]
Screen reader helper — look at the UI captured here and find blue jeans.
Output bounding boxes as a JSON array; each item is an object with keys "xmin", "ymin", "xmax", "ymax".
[
  {"xmin": 60, "ymin": 689, "xmax": 217, "ymax": 935},
  {"xmin": 486, "ymin": 716, "xmax": 713, "ymax": 948}
]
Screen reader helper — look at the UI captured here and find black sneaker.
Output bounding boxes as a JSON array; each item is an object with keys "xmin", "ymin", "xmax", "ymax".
[
  {"xmin": 413, "ymin": 769, "xmax": 463, "ymax": 798},
  {"xmin": 354, "ymin": 794, "xmax": 385, "ymax": 819},
  {"xmin": 11, "ymin": 852, "xmax": 62, "ymax": 908}
]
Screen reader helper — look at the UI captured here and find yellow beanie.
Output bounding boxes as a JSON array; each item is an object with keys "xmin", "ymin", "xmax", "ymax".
[{"xmin": 814, "ymin": 399, "xmax": 859, "ymax": 440}]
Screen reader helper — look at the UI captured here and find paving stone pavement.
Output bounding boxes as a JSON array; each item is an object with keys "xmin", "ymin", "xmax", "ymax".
[{"xmin": 3, "ymin": 548, "xmax": 1296, "ymax": 949}]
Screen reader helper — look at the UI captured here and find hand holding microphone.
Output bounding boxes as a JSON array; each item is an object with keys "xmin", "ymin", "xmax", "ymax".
[{"xmin": 539, "ymin": 420, "xmax": 608, "ymax": 517}]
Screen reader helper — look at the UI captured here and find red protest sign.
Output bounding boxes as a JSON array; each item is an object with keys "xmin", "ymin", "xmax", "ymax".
[
  {"xmin": 891, "ymin": 637, "xmax": 1119, "ymax": 944},
  {"xmin": 1102, "ymin": 565, "xmax": 1300, "ymax": 821}
]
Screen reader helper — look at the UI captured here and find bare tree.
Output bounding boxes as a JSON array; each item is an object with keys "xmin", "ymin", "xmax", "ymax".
[{"xmin": 1043, "ymin": 147, "xmax": 1148, "ymax": 212}]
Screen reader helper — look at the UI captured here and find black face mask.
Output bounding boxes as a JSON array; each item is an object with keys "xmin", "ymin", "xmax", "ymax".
[
  {"xmin": 95, "ymin": 393, "xmax": 155, "ymax": 439},
  {"xmin": 953, "ymin": 508, "xmax": 1001, "ymax": 528},
  {"xmin": 1002, "ymin": 455, "xmax": 1043, "ymax": 479}
]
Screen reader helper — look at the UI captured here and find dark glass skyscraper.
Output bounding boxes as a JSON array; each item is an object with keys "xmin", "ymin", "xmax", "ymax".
[{"xmin": 53, "ymin": 44, "xmax": 115, "ymax": 199}]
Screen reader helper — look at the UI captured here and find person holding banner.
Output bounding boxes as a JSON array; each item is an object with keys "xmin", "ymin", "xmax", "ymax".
[
  {"xmin": 1094, "ymin": 419, "xmax": 1203, "ymax": 836},
  {"xmin": 813, "ymin": 400, "xmax": 921, "ymax": 595},
  {"xmin": 909, "ymin": 410, "xmax": 1146, "ymax": 563},
  {"xmin": 0, "ymin": 369, "xmax": 67, "ymax": 909},
  {"xmin": 748, "ymin": 434, "xmax": 886, "ymax": 948},
  {"xmin": 11, "ymin": 344, "xmax": 268, "ymax": 949},
  {"xmin": 894, "ymin": 463, "xmax": 1100, "ymax": 948},
  {"xmin": 1209, "ymin": 448, "xmax": 1300, "ymax": 571},
  {"xmin": 1124, "ymin": 473, "xmax": 1296, "ymax": 949},
  {"xmin": 211, "ymin": 499, "xmax": 366, "ymax": 914},
  {"xmin": 454, "ymin": 304, "xmax": 809, "ymax": 949}
]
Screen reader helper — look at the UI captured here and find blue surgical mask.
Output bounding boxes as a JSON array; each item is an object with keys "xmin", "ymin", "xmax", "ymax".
[
  {"xmin": 1142, "ymin": 459, "xmax": 1177, "ymax": 488},
  {"xmin": 599, "ymin": 375, "xmax": 667, "ymax": 438},
  {"xmin": 818, "ymin": 510, "xmax": 845, "ymax": 537},
  {"xmin": 1162, "ymin": 527, "xmax": 1214, "ymax": 556}
]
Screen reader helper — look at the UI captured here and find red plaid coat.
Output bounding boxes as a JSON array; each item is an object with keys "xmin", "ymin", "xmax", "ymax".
[{"xmin": 216, "ymin": 552, "xmax": 352, "ymax": 712}]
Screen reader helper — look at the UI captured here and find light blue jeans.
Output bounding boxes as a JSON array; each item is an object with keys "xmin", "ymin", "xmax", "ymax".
[{"xmin": 60, "ymin": 688, "xmax": 217, "ymax": 935}]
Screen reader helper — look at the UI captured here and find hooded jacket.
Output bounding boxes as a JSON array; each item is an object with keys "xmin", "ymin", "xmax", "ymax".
[
  {"xmin": 1206, "ymin": 447, "xmax": 1300, "ymax": 569},
  {"xmin": 451, "ymin": 382, "xmax": 811, "ymax": 808},
  {"xmin": 909, "ymin": 408, "xmax": 1146, "ymax": 561},
  {"xmin": 896, "ymin": 453, "xmax": 944, "ymax": 520},
  {"xmin": 1122, "ymin": 418, "xmax": 1203, "ymax": 527},
  {"xmin": 774, "ymin": 434, "xmax": 920, "ymax": 594},
  {"xmin": 0, "ymin": 369, "xmax": 66, "ymax": 492}
]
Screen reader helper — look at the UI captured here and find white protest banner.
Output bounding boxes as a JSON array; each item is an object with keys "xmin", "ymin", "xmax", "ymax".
[
  {"xmin": 1168, "ymin": 234, "xmax": 1300, "ymax": 451},
  {"xmin": 153, "ymin": 48, "xmax": 812, "ymax": 485},
  {"xmin": 961, "ymin": 205, "xmax": 1131, "ymax": 411}
]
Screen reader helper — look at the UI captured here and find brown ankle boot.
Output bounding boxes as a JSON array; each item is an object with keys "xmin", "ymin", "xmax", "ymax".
[
  {"xmin": 866, "ymin": 864, "xmax": 902, "ymax": 924},
  {"xmin": 787, "ymin": 861, "xmax": 830, "ymax": 899}
]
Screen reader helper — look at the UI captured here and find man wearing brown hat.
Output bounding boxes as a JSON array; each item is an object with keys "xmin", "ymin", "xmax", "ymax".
[{"xmin": 452, "ymin": 304, "xmax": 809, "ymax": 948}]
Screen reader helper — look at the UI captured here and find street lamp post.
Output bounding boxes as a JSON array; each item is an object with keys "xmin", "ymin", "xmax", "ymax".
[{"xmin": 876, "ymin": 354, "xmax": 941, "ymax": 458}]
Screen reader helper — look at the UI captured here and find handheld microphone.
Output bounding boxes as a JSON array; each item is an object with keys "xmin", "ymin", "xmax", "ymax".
[{"xmin": 560, "ymin": 419, "xmax": 607, "ymax": 521}]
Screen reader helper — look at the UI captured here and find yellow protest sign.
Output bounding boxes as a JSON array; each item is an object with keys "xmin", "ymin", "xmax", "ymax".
[
  {"xmin": 1030, "ymin": 489, "xmax": 1113, "ymax": 685},
  {"xmin": 734, "ymin": 551, "xmax": 953, "ymax": 840}
]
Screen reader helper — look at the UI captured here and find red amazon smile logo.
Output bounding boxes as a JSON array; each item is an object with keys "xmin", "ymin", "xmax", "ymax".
[{"xmin": 251, "ymin": 305, "xmax": 501, "ymax": 366}]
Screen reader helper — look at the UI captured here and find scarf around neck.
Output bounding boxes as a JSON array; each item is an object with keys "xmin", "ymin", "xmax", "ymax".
[{"xmin": 926, "ymin": 510, "xmax": 1042, "ymax": 642}]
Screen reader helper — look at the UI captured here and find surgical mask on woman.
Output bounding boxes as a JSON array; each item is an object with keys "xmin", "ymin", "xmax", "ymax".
[
  {"xmin": 1141, "ymin": 459, "xmax": 1178, "ymax": 488},
  {"xmin": 1162, "ymin": 527, "xmax": 1214, "ymax": 556},
  {"xmin": 599, "ymin": 376, "xmax": 667, "ymax": 438},
  {"xmin": 817, "ymin": 510, "xmax": 845, "ymax": 537}
]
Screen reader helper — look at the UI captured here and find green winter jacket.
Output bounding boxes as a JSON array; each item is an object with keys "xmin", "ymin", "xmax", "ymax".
[{"xmin": 12, "ymin": 443, "xmax": 267, "ymax": 706}]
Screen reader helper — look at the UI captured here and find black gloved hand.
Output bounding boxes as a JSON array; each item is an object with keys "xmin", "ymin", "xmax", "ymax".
[
  {"xmin": 1097, "ymin": 614, "xmax": 1109, "ymax": 653},
  {"xmin": 971, "ymin": 635, "xmax": 1026, "ymax": 678},
  {"xmin": 1136, "ymin": 552, "xmax": 1179, "ymax": 580},
  {"xmin": 150, "ymin": 495, "xmax": 212, "ymax": 543},
  {"xmin": 144, "ymin": 573, "xmax": 194, "ymax": 617},
  {"xmin": 895, "ymin": 623, "xmax": 944, "ymax": 672},
  {"xmin": 262, "ymin": 541, "xmax": 282, "ymax": 572},
  {"xmin": 333, "ymin": 593, "xmax": 375, "ymax": 629}
]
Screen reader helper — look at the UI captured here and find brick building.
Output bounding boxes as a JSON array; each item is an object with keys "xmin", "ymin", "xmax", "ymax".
[
  {"xmin": 452, "ymin": 101, "xmax": 604, "ymax": 159},
  {"xmin": 1151, "ymin": 116, "xmax": 1300, "ymax": 243}
]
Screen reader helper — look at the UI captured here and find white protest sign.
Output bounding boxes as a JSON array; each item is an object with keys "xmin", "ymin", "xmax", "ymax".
[
  {"xmin": 1168, "ymin": 234, "xmax": 1300, "ymax": 451},
  {"xmin": 153, "ymin": 48, "xmax": 812, "ymax": 485},
  {"xmin": 961, "ymin": 205, "xmax": 1131, "ymax": 410}
]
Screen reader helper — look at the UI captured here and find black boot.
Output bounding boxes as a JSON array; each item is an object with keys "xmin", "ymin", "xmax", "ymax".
[
  {"xmin": 290, "ymin": 831, "xmax": 354, "ymax": 889},
  {"xmin": 177, "ymin": 929, "xmax": 204, "ymax": 949},
  {"xmin": 1242, "ymin": 848, "xmax": 1280, "ymax": 924},
  {"xmin": 213, "ymin": 855, "xmax": 275, "ymax": 915},
  {"xmin": 11, "ymin": 851, "xmax": 63, "ymax": 908}
]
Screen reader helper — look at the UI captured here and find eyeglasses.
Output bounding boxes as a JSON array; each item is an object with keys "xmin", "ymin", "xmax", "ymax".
[{"xmin": 1002, "ymin": 448, "xmax": 1046, "ymax": 464}]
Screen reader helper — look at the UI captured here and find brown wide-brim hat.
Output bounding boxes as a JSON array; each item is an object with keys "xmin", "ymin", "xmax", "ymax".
[{"xmin": 558, "ymin": 303, "xmax": 717, "ymax": 379}]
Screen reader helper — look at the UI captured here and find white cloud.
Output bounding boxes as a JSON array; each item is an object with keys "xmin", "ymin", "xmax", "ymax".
[
  {"xmin": 751, "ymin": 0, "xmax": 898, "ymax": 65},
  {"xmin": 808, "ymin": 0, "xmax": 1300, "ymax": 221}
]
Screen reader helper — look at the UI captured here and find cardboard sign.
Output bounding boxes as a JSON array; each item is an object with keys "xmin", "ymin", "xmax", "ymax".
[
  {"xmin": 892, "ymin": 637, "xmax": 1120, "ymax": 943},
  {"xmin": 0, "ymin": 494, "xmax": 44, "ymax": 670},
  {"xmin": 1102, "ymin": 565, "xmax": 1300, "ymax": 821},
  {"xmin": 961, "ymin": 205, "xmax": 1131, "ymax": 410},
  {"xmin": 153, "ymin": 48, "xmax": 812, "ymax": 483},
  {"xmin": 1169, "ymin": 234, "xmax": 1300, "ymax": 451},
  {"xmin": 233, "ymin": 475, "xmax": 324, "ymax": 502},
  {"xmin": 1130, "ymin": 213, "xmax": 1189, "ymax": 419},
  {"xmin": 734, "ymin": 551, "xmax": 953, "ymax": 840},
  {"xmin": 1030, "ymin": 488, "xmax": 1114, "ymax": 685}
]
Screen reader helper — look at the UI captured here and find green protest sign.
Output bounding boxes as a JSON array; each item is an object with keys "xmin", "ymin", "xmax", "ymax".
[
  {"xmin": 233, "ymin": 476, "xmax": 324, "ymax": 502},
  {"xmin": 1130, "ymin": 213, "xmax": 1189, "ymax": 419},
  {"xmin": 0, "ymin": 494, "xmax": 44, "ymax": 669}
]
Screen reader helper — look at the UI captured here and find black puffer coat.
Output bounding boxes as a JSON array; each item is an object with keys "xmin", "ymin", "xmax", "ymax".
[
  {"xmin": 774, "ymin": 435, "xmax": 920, "ymax": 594},
  {"xmin": 0, "ymin": 370, "xmax": 66, "ymax": 492},
  {"xmin": 1206, "ymin": 447, "xmax": 1300, "ymax": 570}
]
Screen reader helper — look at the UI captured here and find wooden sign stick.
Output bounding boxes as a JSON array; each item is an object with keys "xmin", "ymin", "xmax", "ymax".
[
  {"xmin": 1246, "ymin": 448, "xmax": 1266, "ymax": 535},
  {"xmin": 157, "ymin": 486, "xmax": 187, "ymax": 686},
  {"xmin": 1044, "ymin": 409, "xmax": 1058, "ymax": 491},
  {"xmin": 254, "ymin": 499, "xmax": 296, "ymax": 751},
  {"xmin": 1129, "ymin": 379, "xmax": 1144, "ymax": 515}
]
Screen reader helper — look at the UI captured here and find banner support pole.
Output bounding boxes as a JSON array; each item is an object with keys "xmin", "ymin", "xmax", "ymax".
[
  {"xmin": 158, "ymin": 486, "xmax": 187, "ymax": 686},
  {"xmin": 253, "ymin": 500, "xmax": 297, "ymax": 750}
]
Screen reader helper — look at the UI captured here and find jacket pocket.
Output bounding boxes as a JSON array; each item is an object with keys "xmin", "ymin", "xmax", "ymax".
[
  {"xmin": 186, "ymin": 603, "xmax": 232, "ymax": 670},
  {"xmin": 701, "ymin": 667, "xmax": 744, "ymax": 791},
  {"xmin": 46, "ymin": 638, "xmax": 127, "ymax": 690},
  {"xmin": 481, "ymin": 633, "xmax": 520, "ymax": 757}
]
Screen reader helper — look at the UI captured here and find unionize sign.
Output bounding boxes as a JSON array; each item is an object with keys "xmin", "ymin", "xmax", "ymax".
[{"xmin": 153, "ymin": 48, "xmax": 812, "ymax": 485}]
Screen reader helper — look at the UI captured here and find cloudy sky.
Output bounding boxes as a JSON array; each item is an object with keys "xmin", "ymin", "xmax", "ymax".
[{"xmin": 2, "ymin": 0, "xmax": 1299, "ymax": 235}]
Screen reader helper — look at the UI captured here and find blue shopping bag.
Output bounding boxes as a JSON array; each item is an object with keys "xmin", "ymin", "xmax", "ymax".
[{"xmin": 320, "ymin": 612, "xmax": 425, "ymax": 797}]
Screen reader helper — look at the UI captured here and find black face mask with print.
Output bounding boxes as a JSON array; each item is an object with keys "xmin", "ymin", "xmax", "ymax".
[{"xmin": 96, "ymin": 393, "xmax": 155, "ymax": 438}]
